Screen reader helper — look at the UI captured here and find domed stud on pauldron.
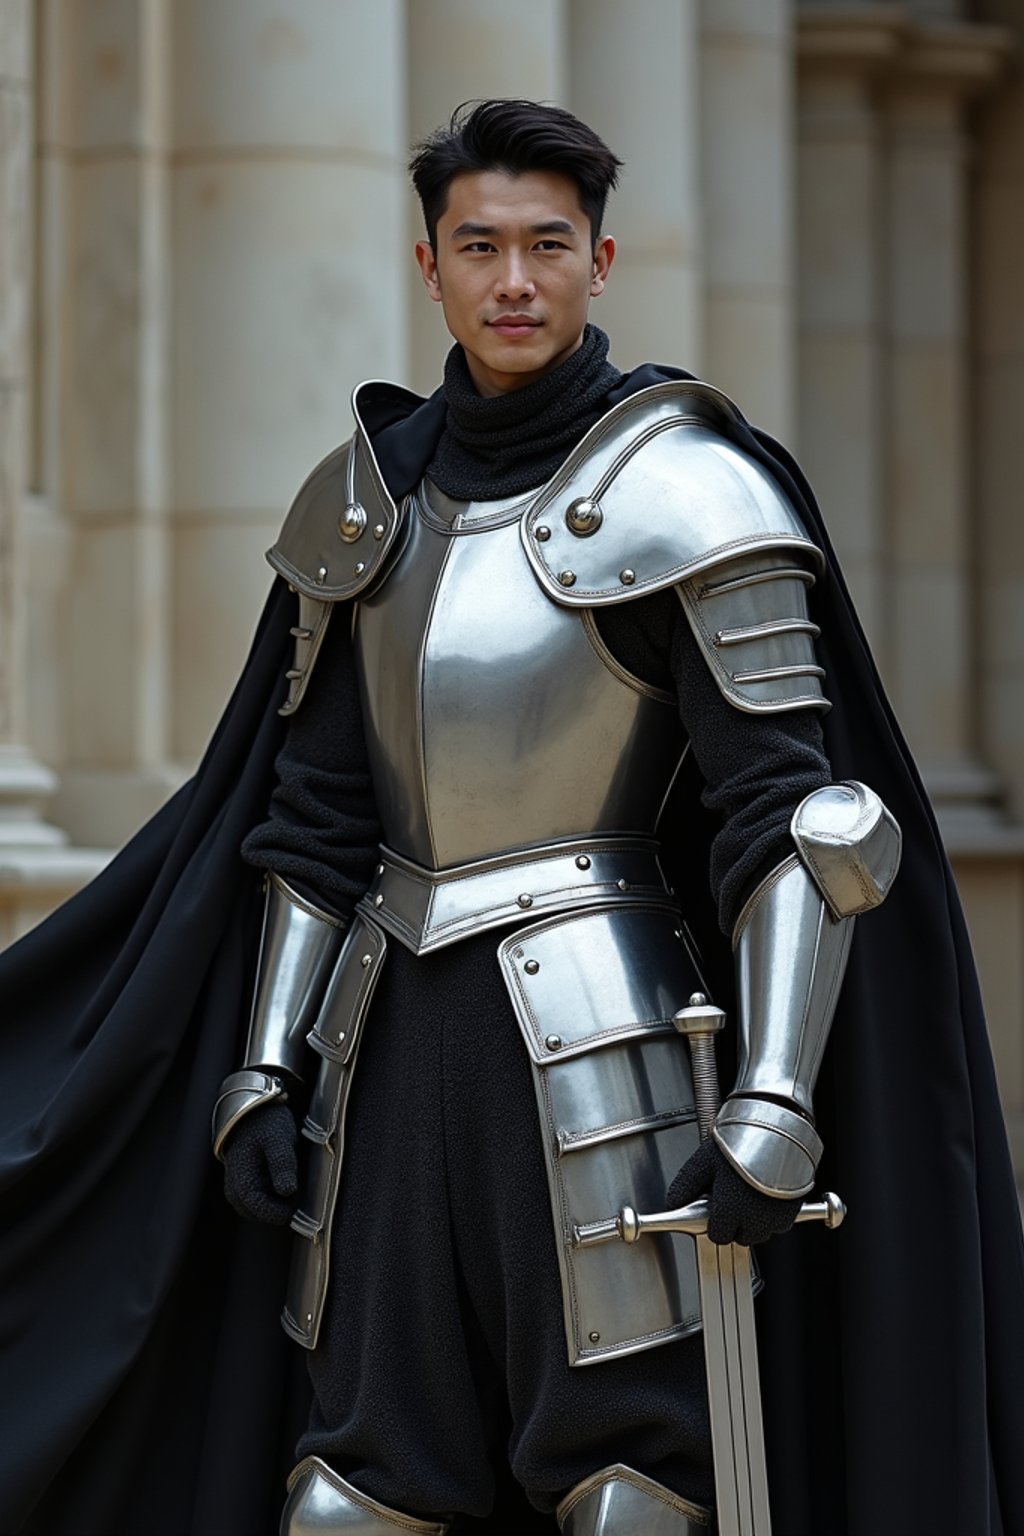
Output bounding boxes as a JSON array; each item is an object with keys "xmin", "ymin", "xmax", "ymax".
[
  {"xmin": 565, "ymin": 497, "xmax": 603, "ymax": 537},
  {"xmin": 338, "ymin": 502, "xmax": 367, "ymax": 542},
  {"xmin": 558, "ymin": 570, "xmax": 577, "ymax": 588}
]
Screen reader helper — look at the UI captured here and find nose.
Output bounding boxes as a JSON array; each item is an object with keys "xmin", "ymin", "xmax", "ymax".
[{"xmin": 493, "ymin": 253, "xmax": 535, "ymax": 303}]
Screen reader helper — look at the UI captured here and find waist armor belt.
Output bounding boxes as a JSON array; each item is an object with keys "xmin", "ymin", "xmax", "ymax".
[{"xmin": 287, "ymin": 836, "xmax": 714, "ymax": 1363}]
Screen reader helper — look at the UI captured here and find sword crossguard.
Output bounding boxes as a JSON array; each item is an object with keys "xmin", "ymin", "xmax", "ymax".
[{"xmin": 573, "ymin": 1191, "xmax": 846, "ymax": 1248}]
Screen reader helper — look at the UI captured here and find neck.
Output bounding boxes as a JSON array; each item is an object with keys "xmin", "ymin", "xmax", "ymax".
[{"xmin": 425, "ymin": 324, "xmax": 623, "ymax": 500}]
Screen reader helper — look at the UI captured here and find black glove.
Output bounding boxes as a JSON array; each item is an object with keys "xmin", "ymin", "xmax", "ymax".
[
  {"xmin": 666, "ymin": 1137, "xmax": 804, "ymax": 1246},
  {"xmin": 221, "ymin": 1099, "xmax": 300, "ymax": 1226}
]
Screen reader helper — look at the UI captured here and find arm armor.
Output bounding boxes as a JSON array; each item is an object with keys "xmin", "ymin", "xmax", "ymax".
[
  {"xmin": 211, "ymin": 873, "xmax": 348, "ymax": 1159},
  {"xmin": 715, "ymin": 781, "xmax": 902, "ymax": 1197}
]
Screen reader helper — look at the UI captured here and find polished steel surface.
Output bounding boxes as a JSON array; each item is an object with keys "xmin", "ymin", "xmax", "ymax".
[
  {"xmin": 497, "ymin": 905, "xmax": 705, "ymax": 1365},
  {"xmin": 212, "ymin": 875, "xmax": 347, "ymax": 1158},
  {"xmin": 713, "ymin": 1099, "xmax": 823, "ymax": 1199},
  {"xmin": 362, "ymin": 836, "xmax": 674, "ymax": 955},
  {"xmin": 354, "ymin": 481, "xmax": 685, "ymax": 870},
  {"xmin": 556, "ymin": 1464, "xmax": 712, "ymax": 1534},
  {"xmin": 522, "ymin": 379, "xmax": 823, "ymax": 608},
  {"xmin": 281, "ymin": 1456, "xmax": 448, "ymax": 1534},
  {"xmin": 573, "ymin": 1191, "xmax": 845, "ymax": 1247},
  {"xmin": 245, "ymin": 874, "xmax": 348, "ymax": 1077},
  {"xmin": 211, "ymin": 1069, "xmax": 285, "ymax": 1161},
  {"xmin": 791, "ymin": 780, "xmax": 902, "ymax": 918},
  {"xmin": 680, "ymin": 990, "xmax": 771, "ymax": 1536},
  {"xmin": 282, "ymin": 914, "xmax": 386, "ymax": 1350},
  {"xmin": 676, "ymin": 548, "xmax": 828, "ymax": 715},
  {"xmin": 727, "ymin": 850, "xmax": 856, "ymax": 1197},
  {"xmin": 280, "ymin": 592, "xmax": 334, "ymax": 717},
  {"xmin": 268, "ymin": 380, "xmax": 422, "ymax": 602}
]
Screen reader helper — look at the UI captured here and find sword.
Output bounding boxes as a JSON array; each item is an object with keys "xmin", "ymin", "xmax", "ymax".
[{"xmin": 572, "ymin": 994, "xmax": 845, "ymax": 1536}]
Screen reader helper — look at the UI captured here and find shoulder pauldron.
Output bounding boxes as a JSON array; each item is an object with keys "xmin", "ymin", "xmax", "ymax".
[
  {"xmin": 521, "ymin": 380, "xmax": 830, "ymax": 714},
  {"xmin": 266, "ymin": 383, "xmax": 408, "ymax": 715}
]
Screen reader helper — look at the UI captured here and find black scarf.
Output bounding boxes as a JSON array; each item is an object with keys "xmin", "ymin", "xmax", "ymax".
[{"xmin": 425, "ymin": 323, "xmax": 622, "ymax": 499}]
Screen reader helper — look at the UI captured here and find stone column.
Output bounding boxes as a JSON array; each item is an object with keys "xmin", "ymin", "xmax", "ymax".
[
  {"xmin": 700, "ymin": 0, "xmax": 796, "ymax": 442},
  {"xmin": 796, "ymin": 37, "xmax": 887, "ymax": 651},
  {"xmin": 36, "ymin": 0, "xmax": 180, "ymax": 848},
  {"xmin": 0, "ymin": 0, "xmax": 44, "ymax": 841},
  {"xmin": 798, "ymin": 6, "xmax": 1022, "ymax": 1183},
  {"xmin": 881, "ymin": 40, "xmax": 1006, "ymax": 826},
  {"xmin": 569, "ymin": 0, "xmax": 703, "ymax": 373},
  {"xmin": 170, "ymin": 0, "xmax": 408, "ymax": 762},
  {"xmin": 406, "ymin": 0, "xmax": 567, "ymax": 395},
  {"xmin": 0, "ymin": 0, "xmax": 106, "ymax": 944}
]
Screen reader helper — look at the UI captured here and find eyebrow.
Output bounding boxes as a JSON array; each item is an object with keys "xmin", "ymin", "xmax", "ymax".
[{"xmin": 449, "ymin": 219, "xmax": 578, "ymax": 240}]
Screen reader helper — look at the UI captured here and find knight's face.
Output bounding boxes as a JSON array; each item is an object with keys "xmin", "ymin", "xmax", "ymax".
[{"xmin": 415, "ymin": 168, "xmax": 614, "ymax": 398}]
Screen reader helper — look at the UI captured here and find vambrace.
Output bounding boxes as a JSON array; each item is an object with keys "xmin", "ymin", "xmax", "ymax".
[
  {"xmin": 716, "ymin": 781, "xmax": 901, "ymax": 1197},
  {"xmin": 212, "ymin": 873, "xmax": 348, "ymax": 1159}
]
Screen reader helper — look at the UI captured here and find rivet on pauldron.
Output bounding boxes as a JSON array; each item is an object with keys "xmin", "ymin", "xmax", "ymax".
[
  {"xmin": 517, "ymin": 893, "xmax": 533, "ymax": 909},
  {"xmin": 354, "ymin": 562, "xmax": 365, "ymax": 576},
  {"xmin": 619, "ymin": 568, "xmax": 636, "ymax": 586},
  {"xmin": 525, "ymin": 959, "xmax": 540, "ymax": 975},
  {"xmin": 373, "ymin": 523, "xmax": 385, "ymax": 540},
  {"xmin": 361, "ymin": 954, "xmax": 372, "ymax": 968},
  {"xmin": 558, "ymin": 570, "xmax": 577, "ymax": 588},
  {"xmin": 565, "ymin": 497, "xmax": 603, "ymax": 537},
  {"xmin": 337, "ymin": 1030, "xmax": 346, "ymax": 1043},
  {"xmin": 576, "ymin": 854, "xmax": 591, "ymax": 870},
  {"xmin": 338, "ymin": 502, "xmax": 367, "ymax": 542},
  {"xmin": 589, "ymin": 1331, "xmax": 601, "ymax": 1343},
  {"xmin": 535, "ymin": 525, "xmax": 551, "ymax": 542},
  {"xmin": 374, "ymin": 893, "xmax": 385, "ymax": 908},
  {"xmin": 377, "ymin": 863, "xmax": 385, "ymax": 876},
  {"xmin": 316, "ymin": 565, "xmax": 328, "ymax": 584},
  {"xmin": 617, "ymin": 878, "xmax": 630, "ymax": 892},
  {"xmin": 545, "ymin": 1034, "xmax": 563, "ymax": 1052}
]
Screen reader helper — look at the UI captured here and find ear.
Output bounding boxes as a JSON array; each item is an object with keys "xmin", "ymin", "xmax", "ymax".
[
  {"xmin": 415, "ymin": 240, "xmax": 443, "ymax": 303},
  {"xmin": 590, "ymin": 234, "xmax": 615, "ymax": 297}
]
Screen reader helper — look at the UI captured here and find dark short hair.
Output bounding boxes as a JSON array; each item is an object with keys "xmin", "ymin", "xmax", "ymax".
[{"xmin": 409, "ymin": 99, "xmax": 622, "ymax": 249}]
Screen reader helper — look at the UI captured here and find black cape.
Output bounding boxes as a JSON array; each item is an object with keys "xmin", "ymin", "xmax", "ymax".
[{"xmin": 2, "ymin": 367, "xmax": 1022, "ymax": 1536}]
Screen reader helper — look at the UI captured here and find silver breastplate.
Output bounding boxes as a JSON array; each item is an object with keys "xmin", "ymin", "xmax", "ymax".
[{"xmin": 353, "ymin": 480, "xmax": 685, "ymax": 870}]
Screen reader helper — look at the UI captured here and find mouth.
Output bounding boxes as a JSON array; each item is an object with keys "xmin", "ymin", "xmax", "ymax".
[{"xmin": 487, "ymin": 316, "xmax": 543, "ymax": 339}]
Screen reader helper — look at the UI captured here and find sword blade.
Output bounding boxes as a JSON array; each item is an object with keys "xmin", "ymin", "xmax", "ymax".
[{"xmin": 696, "ymin": 1234, "xmax": 771, "ymax": 1536}]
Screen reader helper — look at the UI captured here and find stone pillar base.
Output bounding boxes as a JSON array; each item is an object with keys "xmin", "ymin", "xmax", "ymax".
[
  {"xmin": 53, "ymin": 764, "xmax": 189, "ymax": 850},
  {"xmin": 0, "ymin": 743, "xmax": 65, "ymax": 847},
  {"xmin": 0, "ymin": 844, "xmax": 110, "ymax": 947}
]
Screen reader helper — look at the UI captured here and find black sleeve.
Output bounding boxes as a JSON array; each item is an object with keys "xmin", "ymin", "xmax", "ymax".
[
  {"xmin": 595, "ymin": 591, "xmax": 832, "ymax": 934},
  {"xmin": 241, "ymin": 604, "xmax": 383, "ymax": 919}
]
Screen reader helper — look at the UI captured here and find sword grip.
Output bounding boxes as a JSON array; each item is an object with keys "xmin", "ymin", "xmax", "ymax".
[{"xmin": 673, "ymin": 993, "xmax": 727, "ymax": 1141}]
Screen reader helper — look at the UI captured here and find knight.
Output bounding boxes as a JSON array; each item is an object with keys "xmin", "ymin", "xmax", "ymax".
[{"xmin": 213, "ymin": 101, "xmax": 902, "ymax": 1534}]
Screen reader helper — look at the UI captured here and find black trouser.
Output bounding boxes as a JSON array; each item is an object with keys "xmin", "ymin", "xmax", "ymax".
[{"xmin": 297, "ymin": 932, "xmax": 713, "ymax": 1521}]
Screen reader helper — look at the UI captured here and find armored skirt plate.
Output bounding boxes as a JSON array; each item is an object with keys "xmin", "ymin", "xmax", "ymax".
[
  {"xmin": 497, "ymin": 903, "xmax": 706, "ymax": 1366},
  {"xmin": 283, "ymin": 912, "xmax": 387, "ymax": 1350}
]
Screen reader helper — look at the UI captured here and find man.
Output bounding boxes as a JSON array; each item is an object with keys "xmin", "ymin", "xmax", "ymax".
[
  {"xmin": 1, "ymin": 100, "xmax": 1021, "ymax": 1536},
  {"xmin": 210, "ymin": 101, "xmax": 1020, "ymax": 1534}
]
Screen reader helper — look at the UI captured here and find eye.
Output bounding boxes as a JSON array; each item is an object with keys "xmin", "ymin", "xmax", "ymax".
[
  {"xmin": 535, "ymin": 240, "xmax": 568, "ymax": 251},
  {"xmin": 463, "ymin": 241, "xmax": 496, "ymax": 253}
]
